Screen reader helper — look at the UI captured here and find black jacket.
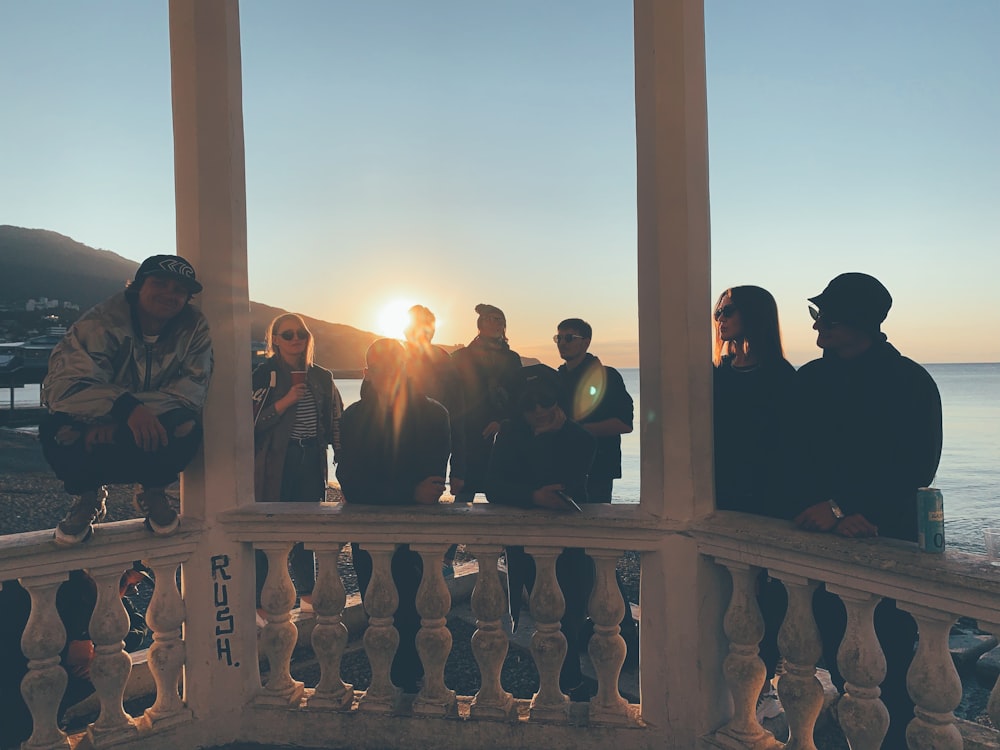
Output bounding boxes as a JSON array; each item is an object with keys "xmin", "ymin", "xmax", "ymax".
[
  {"xmin": 337, "ymin": 383, "xmax": 450, "ymax": 505},
  {"xmin": 714, "ymin": 357, "xmax": 799, "ymax": 518},
  {"xmin": 486, "ymin": 418, "xmax": 595, "ymax": 509},
  {"xmin": 557, "ymin": 353, "xmax": 633, "ymax": 483},
  {"xmin": 796, "ymin": 339, "xmax": 942, "ymax": 541}
]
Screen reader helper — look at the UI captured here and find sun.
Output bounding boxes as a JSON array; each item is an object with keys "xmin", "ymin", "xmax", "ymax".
[{"xmin": 375, "ymin": 298, "xmax": 416, "ymax": 339}]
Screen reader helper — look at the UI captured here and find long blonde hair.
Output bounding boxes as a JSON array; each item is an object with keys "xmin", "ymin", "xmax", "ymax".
[{"xmin": 266, "ymin": 313, "xmax": 315, "ymax": 368}]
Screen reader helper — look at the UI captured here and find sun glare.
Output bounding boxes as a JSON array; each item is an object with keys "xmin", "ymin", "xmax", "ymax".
[{"xmin": 376, "ymin": 298, "xmax": 416, "ymax": 339}]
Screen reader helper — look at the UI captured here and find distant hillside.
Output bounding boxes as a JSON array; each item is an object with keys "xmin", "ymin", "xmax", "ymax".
[{"xmin": 0, "ymin": 225, "xmax": 377, "ymax": 370}]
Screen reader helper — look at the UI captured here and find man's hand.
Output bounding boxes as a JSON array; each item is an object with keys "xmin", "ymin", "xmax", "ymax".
[
  {"xmin": 127, "ymin": 405, "xmax": 168, "ymax": 452},
  {"xmin": 65, "ymin": 639, "xmax": 95, "ymax": 680},
  {"xmin": 794, "ymin": 501, "xmax": 841, "ymax": 532},
  {"xmin": 84, "ymin": 424, "xmax": 117, "ymax": 452},
  {"xmin": 833, "ymin": 513, "xmax": 879, "ymax": 538},
  {"xmin": 532, "ymin": 483, "xmax": 571, "ymax": 510},
  {"xmin": 414, "ymin": 476, "xmax": 446, "ymax": 505},
  {"xmin": 481, "ymin": 421, "xmax": 501, "ymax": 440}
]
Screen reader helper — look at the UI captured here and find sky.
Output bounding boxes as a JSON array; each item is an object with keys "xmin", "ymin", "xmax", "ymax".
[{"xmin": 1, "ymin": 1, "xmax": 997, "ymax": 367}]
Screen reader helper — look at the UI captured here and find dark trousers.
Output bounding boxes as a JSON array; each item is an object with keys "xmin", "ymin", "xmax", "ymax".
[
  {"xmin": 757, "ymin": 571, "xmax": 788, "ymax": 682},
  {"xmin": 352, "ymin": 542, "xmax": 424, "ymax": 692},
  {"xmin": 255, "ymin": 441, "xmax": 325, "ymax": 606},
  {"xmin": 506, "ymin": 545, "xmax": 595, "ymax": 690},
  {"xmin": 814, "ymin": 586, "xmax": 917, "ymax": 749},
  {"xmin": 39, "ymin": 410, "xmax": 201, "ymax": 495}
]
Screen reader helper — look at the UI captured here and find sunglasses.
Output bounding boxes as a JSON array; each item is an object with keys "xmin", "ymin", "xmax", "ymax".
[
  {"xmin": 808, "ymin": 306, "xmax": 841, "ymax": 327},
  {"xmin": 520, "ymin": 394, "xmax": 558, "ymax": 412},
  {"xmin": 278, "ymin": 329, "xmax": 310, "ymax": 341},
  {"xmin": 713, "ymin": 304, "xmax": 738, "ymax": 321},
  {"xmin": 553, "ymin": 333, "xmax": 586, "ymax": 344}
]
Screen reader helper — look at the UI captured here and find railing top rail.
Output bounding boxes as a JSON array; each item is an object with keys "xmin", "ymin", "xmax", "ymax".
[
  {"xmin": 696, "ymin": 511, "xmax": 1000, "ymax": 622},
  {"xmin": 0, "ymin": 520, "xmax": 202, "ymax": 581},
  {"xmin": 219, "ymin": 502, "xmax": 679, "ymax": 550}
]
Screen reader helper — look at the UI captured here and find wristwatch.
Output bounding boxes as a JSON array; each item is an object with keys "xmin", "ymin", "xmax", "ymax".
[{"xmin": 828, "ymin": 500, "xmax": 845, "ymax": 520}]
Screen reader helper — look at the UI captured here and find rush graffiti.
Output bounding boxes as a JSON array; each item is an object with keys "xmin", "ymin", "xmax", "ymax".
[{"xmin": 211, "ymin": 554, "xmax": 239, "ymax": 667}]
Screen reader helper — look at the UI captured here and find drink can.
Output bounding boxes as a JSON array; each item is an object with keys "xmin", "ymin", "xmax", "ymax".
[{"xmin": 917, "ymin": 487, "xmax": 945, "ymax": 553}]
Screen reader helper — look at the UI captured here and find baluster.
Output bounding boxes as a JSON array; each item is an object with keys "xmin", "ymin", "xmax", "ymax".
[
  {"xmin": 255, "ymin": 542, "xmax": 304, "ymax": 705},
  {"xmin": 773, "ymin": 575, "xmax": 822, "ymax": 750},
  {"xmin": 86, "ymin": 565, "xmax": 137, "ymax": 745},
  {"xmin": 525, "ymin": 546, "xmax": 568, "ymax": 721},
  {"xmin": 468, "ymin": 545, "xmax": 515, "ymax": 720},
  {"xmin": 827, "ymin": 586, "xmax": 888, "ymax": 750},
  {"xmin": 983, "ymin": 620, "xmax": 1000, "ymax": 730},
  {"xmin": 715, "ymin": 562, "xmax": 780, "ymax": 749},
  {"xmin": 587, "ymin": 549, "xmax": 629, "ymax": 724},
  {"xmin": 358, "ymin": 543, "xmax": 399, "ymax": 713},
  {"xmin": 412, "ymin": 544, "xmax": 456, "ymax": 717},
  {"xmin": 138, "ymin": 555, "xmax": 192, "ymax": 730},
  {"xmin": 19, "ymin": 574, "xmax": 69, "ymax": 750},
  {"xmin": 899, "ymin": 603, "xmax": 962, "ymax": 750},
  {"xmin": 307, "ymin": 543, "xmax": 353, "ymax": 710}
]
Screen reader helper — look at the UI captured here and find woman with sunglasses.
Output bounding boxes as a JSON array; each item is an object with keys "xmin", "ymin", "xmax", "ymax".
[
  {"xmin": 252, "ymin": 313, "xmax": 344, "ymax": 618},
  {"xmin": 712, "ymin": 285, "xmax": 798, "ymax": 721}
]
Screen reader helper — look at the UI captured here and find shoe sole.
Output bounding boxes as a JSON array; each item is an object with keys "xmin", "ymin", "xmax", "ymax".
[
  {"xmin": 134, "ymin": 497, "xmax": 180, "ymax": 536},
  {"xmin": 53, "ymin": 524, "xmax": 94, "ymax": 547}
]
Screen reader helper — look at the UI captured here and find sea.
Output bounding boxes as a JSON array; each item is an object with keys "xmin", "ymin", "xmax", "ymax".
[{"xmin": 6, "ymin": 363, "xmax": 997, "ymax": 553}]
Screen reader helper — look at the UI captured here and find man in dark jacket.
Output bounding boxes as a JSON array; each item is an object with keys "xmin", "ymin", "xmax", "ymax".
[
  {"xmin": 40, "ymin": 255, "xmax": 213, "ymax": 546},
  {"xmin": 794, "ymin": 272, "xmax": 942, "ymax": 749},
  {"xmin": 337, "ymin": 338, "xmax": 450, "ymax": 693},
  {"xmin": 487, "ymin": 365, "xmax": 598, "ymax": 701}
]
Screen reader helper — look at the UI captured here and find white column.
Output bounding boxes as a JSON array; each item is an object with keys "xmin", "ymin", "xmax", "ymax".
[
  {"xmin": 307, "ymin": 543, "xmax": 353, "ymax": 710},
  {"xmin": 357, "ymin": 544, "xmax": 400, "ymax": 714},
  {"xmin": 774, "ymin": 575, "xmax": 822, "ymax": 750},
  {"xmin": 411, "ymin": 544, "xmax": 456, "ymax": 717},
  {"xmin": 525, "ymin": 547, "xmax": 569, "ymax": 721},
  {"xmin": 168, "ymin": 0, "xmax": 259, "ymax": 724},
  {"xmin": 586, "ymin": 549, "xmax": 629, "ymax": 724},
  {"xmin": 86, "ymin": 565, "xmax": 137, "ymax": 745},
  {"xmin": 633, "ymin": 0, "xmax": 726, "ymax": 740}
]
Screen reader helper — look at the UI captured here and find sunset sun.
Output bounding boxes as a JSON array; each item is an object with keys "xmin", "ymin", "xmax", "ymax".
[{"xmin": 375, "ymin": 298, "xmax": 416, "ymax": 339}]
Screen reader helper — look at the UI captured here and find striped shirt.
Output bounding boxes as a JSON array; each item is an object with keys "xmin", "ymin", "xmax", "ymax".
[{"xmin": 290, "ymin": 387, "xmax": 318, "ymax": 440}]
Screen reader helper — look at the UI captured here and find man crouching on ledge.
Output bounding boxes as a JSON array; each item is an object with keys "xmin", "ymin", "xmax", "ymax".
[{"xmin": 40, "ymin": 254, "xmax": 213, "ymax": 546}]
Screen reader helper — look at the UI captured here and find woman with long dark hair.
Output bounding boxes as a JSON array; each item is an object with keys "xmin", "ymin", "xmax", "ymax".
[
  {"xmin": 252, "ymin": 313, "xmax": 343, "ymax": 618},
  {"xmin": 712, "ymin": 285, "xmax": 797, "ymax": 721}
]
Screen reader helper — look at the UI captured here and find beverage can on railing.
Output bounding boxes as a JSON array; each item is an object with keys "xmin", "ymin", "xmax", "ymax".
[{"xmin": 917, "ymin": 487, "xmax": 945, "ymax": 553}]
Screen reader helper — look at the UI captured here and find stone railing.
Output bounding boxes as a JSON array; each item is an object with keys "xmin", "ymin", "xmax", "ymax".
[
  {"xmin": 0, "ymin": 520, "xmax": 199, "ymax": 750},
  {"xmin": 696, "ymin": 512, "xmax": 1000, "ymax": 750}
]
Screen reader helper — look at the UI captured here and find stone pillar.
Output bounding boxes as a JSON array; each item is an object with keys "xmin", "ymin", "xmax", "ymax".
[
  {"xmin": 633, "ymin": 0, "xmax": 726, "ymax": 739},
  {"xmin": 828, "ymin": 587, "xmax": 888, "ymax": 750},
  {"xmin": 774, "ymin": 575, "xmax": 822, "ymax": 750},
  {"xmin": 468, "ymin": 545, "xmax": 514, "ymax": 720},
  {"xmin": 526, "ymin": 547, "xmax": 569, "ymax": 721},
  {"xmin": 357, "ymin": 543, "xmax": 400, "ymax": 714},
  {"xmin": 255, "ymin": 542, "xmax": 303, "ymax": 705},
  {"xmin": 411, "ymin": 544, "xmax": 456, "ymax": 717},
  {"xmin": 587, "ymin": 548, "xmax": 629, "ymax": 724},
  {"xmin": 19, "ymin": 574, "xmax": 68, "ymax": 750},
  {"xmin": 898, "ymin": 603, "xmax": 962, "ymax": 750},
  {"xmin": 139, "ymin": 555, "xmax": 192, "ymax": 731},
  {"xmin": 168, "ymin": 0, "xmax": 259, "ymax": 727},
  {"xmin": 716, "ymin": 562, "xmax": 780, "ymax": 750},
  {"xmin": 86, "ymin": 564, "xmax": 137, "ymax": 745},
  {"xmin": 307, "ymin": 543, "xmax": 353, "ymax": 710}
]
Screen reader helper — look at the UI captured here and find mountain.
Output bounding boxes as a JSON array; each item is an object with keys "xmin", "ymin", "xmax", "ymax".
[{"xmin": 0, "ymin": 225, "xmax": 377, "ymax": 371}]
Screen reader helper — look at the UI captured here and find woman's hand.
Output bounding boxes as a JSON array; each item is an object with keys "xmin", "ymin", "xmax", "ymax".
[{"xmin": 276, "ymin": 384, "xmax": 308, "ymax": 413}]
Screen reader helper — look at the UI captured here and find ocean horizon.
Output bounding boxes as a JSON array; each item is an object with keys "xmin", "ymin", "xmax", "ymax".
[{"xmin": 6, "ymin": 362, "xmax": 996, "ymax": 553}]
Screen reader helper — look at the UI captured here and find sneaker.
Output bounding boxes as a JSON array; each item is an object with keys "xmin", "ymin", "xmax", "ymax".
[
  {"xmin": 756, "ymin": 687, "xmax": 783, "ymax": 722},
  {"xmin": 54, "ymin": 487, "xmax": 109, "ymax": 546},
  {"xmin": 134, "ymin": 487, "xmax": 180, "ymax": 536}
]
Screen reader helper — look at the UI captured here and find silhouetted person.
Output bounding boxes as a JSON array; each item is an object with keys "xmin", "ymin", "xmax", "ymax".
[
  {"xmin": 41, "ymin": 255, "xmax": 212, "ymax": 545},
  {"xmin": 337, "ymin": 338, "xmax": 450, "ymax": 693},
  {"xmin": 794, "ymin": 273, "xmax": 942, "ymax": 749}
]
